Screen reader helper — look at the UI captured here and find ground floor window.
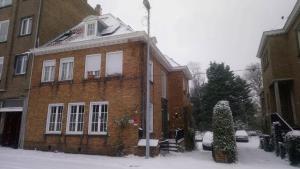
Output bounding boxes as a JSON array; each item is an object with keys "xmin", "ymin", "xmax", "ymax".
[
  {"xmin": 67, "ymin": 103, "xmax": 84, "ymax": 134},
  {"xmin": 89, "ymin": 102, "xmax": 108, "ymax": 135},
  {"xmin": 46, "ymin": 104, "xmax": 63, "ymax": 134}
]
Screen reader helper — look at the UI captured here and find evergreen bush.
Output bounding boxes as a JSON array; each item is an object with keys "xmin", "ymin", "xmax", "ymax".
[
  {"xmin": 212, "ymin": 101, "xmax": 237, "ymax": 163},
  {"xmin": 286, "ymin": 131, "xmax": 300, "ymax": 165}
]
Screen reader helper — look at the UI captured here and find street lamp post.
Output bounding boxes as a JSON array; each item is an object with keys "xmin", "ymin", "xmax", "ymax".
[{"xmin": 143, "ymin": 0, "xmax": 151, "ymax": 159}]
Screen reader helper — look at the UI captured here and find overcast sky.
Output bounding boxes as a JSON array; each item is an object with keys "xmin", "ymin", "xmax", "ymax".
[{"xmin": 88, "ymin": 0, "xmax": 296, "ymax": 73}]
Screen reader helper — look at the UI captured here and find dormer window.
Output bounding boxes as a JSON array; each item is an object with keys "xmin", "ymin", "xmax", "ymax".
[{"xmin": 86, "ymin": 22, "xmax": 96, "ymax": 37}]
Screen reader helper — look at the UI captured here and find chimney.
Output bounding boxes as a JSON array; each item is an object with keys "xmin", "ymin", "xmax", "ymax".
[{"xmin": 95, "ymin": 4, "xmax": 102, "ymax": 16}]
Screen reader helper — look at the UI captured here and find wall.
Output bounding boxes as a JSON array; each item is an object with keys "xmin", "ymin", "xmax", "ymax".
[{"xmin": 25, "ymin": 42, "xmax": 145, "ymax": 155}]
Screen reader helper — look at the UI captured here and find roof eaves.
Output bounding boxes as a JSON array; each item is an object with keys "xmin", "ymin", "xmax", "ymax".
[{"xmin": 256, "ymin": 1, "xmax": 300, "ymax": 58}]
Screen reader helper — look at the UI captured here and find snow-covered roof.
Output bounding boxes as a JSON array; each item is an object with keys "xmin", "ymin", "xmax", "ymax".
[
  {"xmin": 45, "ymin": 14, "xmax": 133, "ymax": 47},
  {"xmin": 256, "ymin": 1, "xmax": 300, "ymax": 58},
  {"xmin": 33, "ymin": 14, "xmax": 192, "ymax": 80}
]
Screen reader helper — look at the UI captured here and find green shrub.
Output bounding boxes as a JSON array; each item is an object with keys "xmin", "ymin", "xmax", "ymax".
[
  {"xmin": 212, "ymin": 101, "xmax": 237, "ymax": 163},
  {"xmin": 286, "ymin": 131, "xmax": 300, "ymax": 165},
  {"xmin": 185, "ymin": 128, "xmax": 195, "ymax": 151}
]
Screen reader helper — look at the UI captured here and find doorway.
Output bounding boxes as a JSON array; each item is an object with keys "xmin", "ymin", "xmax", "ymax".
[{"xmin": 0, "ymin": 112, "xmax": 22, "ymax": 148}]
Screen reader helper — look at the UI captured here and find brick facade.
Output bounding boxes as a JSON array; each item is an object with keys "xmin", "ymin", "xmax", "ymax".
[{"xmin": 25, "ymin": 38, "xmax": 191, "ymax": 155}]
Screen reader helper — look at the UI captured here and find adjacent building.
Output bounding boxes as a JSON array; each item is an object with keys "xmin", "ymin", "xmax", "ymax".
[
  {"xmin": 0, "ymin": 0, "xmax": 97, "ymax": 148},
  {"xmin": 25, "ymin": 14, "xmax": 192, "ymax": 155},
  {"xmin": 257, "ymin": 1, "xmax": 300, "ymax": 133}
]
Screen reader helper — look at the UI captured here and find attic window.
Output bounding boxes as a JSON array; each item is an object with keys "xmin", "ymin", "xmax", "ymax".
[{"xmin": 86, "ymin": 22, "xmax": 96, "ymax": 37}]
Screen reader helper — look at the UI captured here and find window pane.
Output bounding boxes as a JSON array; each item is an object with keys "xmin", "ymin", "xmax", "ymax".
[
  {"xmin": 106, "ymin": 52, "xmax": 123, "ymax": 76},
  {"xmin": 68, "ymin": 62, "xmax": 73, "ymax": 80},
  {"xmin": 62, "ymin": 63, "xmax": 68, "ymax": 80},
  {"xmin": 0, "ymin": 21, "xmax": 9, "ymax": 42},
  {"xmin": 0, "ymin": 57, "xmax": 4, "ymax": 79},
  {"xmin": 87, "ymin": 23, "xmax": 95, "ymax": 36}
]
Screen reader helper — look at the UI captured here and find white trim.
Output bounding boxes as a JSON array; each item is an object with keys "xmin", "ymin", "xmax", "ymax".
[
  {"xmin": 0, "ymin": 20, "xmax": 9, "ymax": 42},
  {"xmin": 88, "ymin": 101, "xmax": 109, "ymax": 135},
  {"xmin": 41, "ymin": 59, "xmax": 56, "ymax": 82},
  {"xmin": 20, "ymin": 17, "xmax": 32, "ymax": 36},
  {"xmin": 0, "ymin": 107, "xmax": 23, "ymax": 112},
  {"xmin": 59, "ymin": 57, "xmax": 74, "ymax": 81},
  {"xmin": 45, "ymin": 103, "xmax": 64, "ymax": 134},
  {"xmin": 0, "ymin": 56, "xmax": 4, "ymax": 80},
  {"xmin": 66, "ymin": 102, "xmax": 85, "ymax": 135}
]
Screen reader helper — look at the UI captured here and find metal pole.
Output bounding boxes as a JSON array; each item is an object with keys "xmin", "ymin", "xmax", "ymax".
[{"xmin": 144, "ymin": 0, "xmax": 151, "ymax": 159}]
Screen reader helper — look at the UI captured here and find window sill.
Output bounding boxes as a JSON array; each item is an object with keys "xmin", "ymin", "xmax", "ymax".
[
  {"xmin": 65, "ymin": 132, "xmax": 83, "ymax": 135},
  {"xmin": 13, "ymin": 73, "xmax": 26, "ymax": 77},
  {"xmin": 57, "ymin": 80, "xmax": 73, "ymax": 84},
  {"xmin": 45, "ymin": 132, "xmax": 62, "ymax": 135},
  {"xmin": 18, "ymin": 33, "xmax": 32, "ymax": 38},
  {"xmin": 88, "ymin": 132, "xmax": 108, "ymax": 136},
  {"xmin": 0, "ymin": 40, "xmax": 8, "ymax": 44},
  {"xmin": 0, "ymin": 4, "xmax": 12, "ymax": 10}
]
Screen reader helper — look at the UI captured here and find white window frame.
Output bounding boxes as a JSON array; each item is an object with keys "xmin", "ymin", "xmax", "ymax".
[
  {"xmin": 20, "ymin": 17, "xmax": 32, "ymax": 36},
  {"xmin": 105, "ymin": 51, "xmax": 123, "ymax": 76},
  {"xmin": 85, "ymin": 54, "xmax": 101, "ymax": 79},
  {"xmin": 149, "ymin": 103, "xmax": 153, "ymax": 133},
  {"xmin": 88, "ymin": 101, "xmax": 109, "ymax": 135},
  {"xmin": 149, "ymin": 60, "xmax": 153, "ymax": 82},
  {"xmin": 85, "ymin": 21, "xmax": 97, "ymax": 38},
  {"xmin": 66, "ymin": 102, "xmax": 85, "ymax": 135},
  {"xmin": 161, "ymin": 71, "xmax": 167, "ymax": 98},
  {"xmin": 0, "ymin": 20, "xmax": 9, "ymax": 42},
  {"xmin": 59, "ymin": 57, "xmax": 74, "ymax": 81},
  {"xmin": 41, "ymin": 59, "xmax": 56, "ymax": 82},
  {"xmin": 46, "ymin": 103, "xmax": 64, "ymax": 134},
  {"xmin": 0, "ymin": 0, "xmax": 12, "ymax": 8},
  {"xmin": 15, "ymin": 54, "xmax": 28, "ymax": 75},
  {"xmin": 0, "ymin": 57, "xmax": 4, "ymax": 80}
]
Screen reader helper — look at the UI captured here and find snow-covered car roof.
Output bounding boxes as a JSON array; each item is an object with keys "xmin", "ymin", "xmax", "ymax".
[
  {"xmin": 235, "ymin": 130, "xmax": 248, "ymax": 137},
  {"xmin": 202, "ymin": 131, "xmax": 213, "ymax": 146}
]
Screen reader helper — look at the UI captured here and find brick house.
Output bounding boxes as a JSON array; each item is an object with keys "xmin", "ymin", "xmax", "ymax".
[
  {"xmin": 25, "ymin": 14, "xmax": 192, "ymax": 155},
  {"xmin": 0, "ymin": 0, "xmax": 97, "ymax": 148},
  {"xmin": 257, "ymin": 1, "xmax": 300, "ymax": 133}
]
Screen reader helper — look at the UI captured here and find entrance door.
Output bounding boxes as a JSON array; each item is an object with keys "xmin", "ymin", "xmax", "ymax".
[{"xmin": 1, "ymin": 112, "xmax": 22, "ymax": 148}]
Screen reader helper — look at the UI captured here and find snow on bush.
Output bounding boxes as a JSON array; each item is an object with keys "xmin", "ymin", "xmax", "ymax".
[
  {"xmin": 285, "ymin": 130, "xmax": 300, "ymax": 165},
  {"xmin": 212, "ymin": 101, "xmax": 237, "ymax": 163}
]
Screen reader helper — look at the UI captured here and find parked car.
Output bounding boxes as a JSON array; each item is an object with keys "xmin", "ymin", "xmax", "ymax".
[
  {"xmin": 235, "ymin": 130, "xmax": 249, "ymax": 142},
  {"xmin": 202, "ymin": 131, "xmax": 213, "ymax": 150},
  {"xmin": 195, "ymin": 131, "xmax": 204, "ymax": 142},
  {"xmin": 247, "ymin": 130, "xmax": 257, "ymax": 136}
]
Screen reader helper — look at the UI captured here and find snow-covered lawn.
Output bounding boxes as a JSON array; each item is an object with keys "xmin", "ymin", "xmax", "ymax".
[{"xmin": 0, "ymin": 137, "xmax": 296, "ymax": 169}]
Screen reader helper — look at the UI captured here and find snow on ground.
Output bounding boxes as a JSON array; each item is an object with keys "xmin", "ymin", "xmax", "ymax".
[{"xmin": 0, "ymin": 137, "xmax": 296, "ymax": 169}]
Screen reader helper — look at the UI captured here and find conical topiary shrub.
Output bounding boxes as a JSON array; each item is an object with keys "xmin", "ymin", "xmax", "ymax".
[{"xmin": 212, "ymin": 101, "xmax": 237, "ymax": 163}]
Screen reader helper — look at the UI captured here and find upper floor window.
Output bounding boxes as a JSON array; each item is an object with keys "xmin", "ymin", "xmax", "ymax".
[
  {"xmin": 15, "ymin": 54, "xmax": 28, "ymax": 75},
  {"xmin": 46, "ymin": 104, "xmax": 63, "ymax": 134},
  {"xmin": 66, "ymin": 103, "xmax": 85, "ymax": 134},
  {"xmin": 88, "ymin": 102, "xmax": 108, "ymax": 135},
  {"xmin": 106, "ymin": 51, "xmax": 123, "ymax": 76},
  {"xmin": 59, "ymin": 57, "xmax": 74, "ymax": 81},
  {"xmin": 85, "ymin": 22, "xmax": 97, "ymax": 37},
  {"xmin": 20, "ymin": 17, "xmax": 32, "ymax": 36},
  {"xmin": 0, "ymin": 57, "xmax": 4, "ymax": 79},
  {"xmin": 42, "ymin": 60, "xmax": 56, "ymax": 82},
  {"xmin": 85, "ymin": 54, "xmax": 101, "ymax": 79},
  {"xmin": 0, "ymin": 20, "xmax": 9, "ymax": 42},
  {"xmin": 161, "ymin": 71, "xmax": 167, "ymax": 98},
  {"xmin": 149, "ymin": 60, "xmax": 153, "ymax": 82},
  {"xmin": 0, "ymin": 0, "xmax": 12, "ymax": 8}
]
